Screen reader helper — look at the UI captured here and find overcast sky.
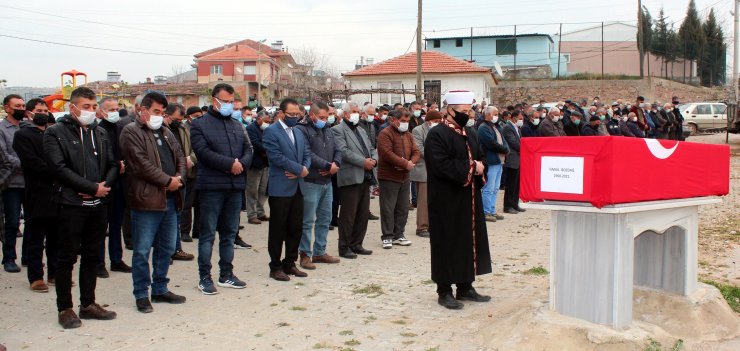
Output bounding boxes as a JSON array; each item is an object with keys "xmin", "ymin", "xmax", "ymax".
[{"xmin": 0, "ymin": 0, "xmax": 733, "ymax": 87}]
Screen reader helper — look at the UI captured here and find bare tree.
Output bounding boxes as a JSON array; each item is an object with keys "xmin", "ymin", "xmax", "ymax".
[{"xmin": 170, "ymin": 64, "xmax": 187, "ymax": 83}]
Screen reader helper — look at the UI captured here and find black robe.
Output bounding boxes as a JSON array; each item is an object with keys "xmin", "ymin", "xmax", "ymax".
[{"xmin": 425, "ymin": 121, "xmax": 492, "ymax": 285}]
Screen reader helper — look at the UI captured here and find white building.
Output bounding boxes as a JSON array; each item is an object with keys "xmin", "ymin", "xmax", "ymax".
[{"xmin": 342, "ymin": 51, "xmax": 496, "ymax": 105}]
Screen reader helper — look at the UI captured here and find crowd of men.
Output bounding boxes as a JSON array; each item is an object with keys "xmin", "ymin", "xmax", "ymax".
[{"xmin": 0, "ymin": 84, "xmax": 687, "ymax": 328}]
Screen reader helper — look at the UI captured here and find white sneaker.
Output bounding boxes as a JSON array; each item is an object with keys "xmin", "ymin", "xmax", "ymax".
[
  {"xmin": 393, "ymin": 237, "xmax": 411, "ymax": 246},
  {"xmin": 382, "ymin": 239, "xmax": 393, "ymax": 249}
]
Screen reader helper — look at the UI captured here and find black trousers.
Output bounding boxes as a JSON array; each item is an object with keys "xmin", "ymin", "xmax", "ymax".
[
  {"xmin": 25, "ymin": 216, "xmax": 58, "ymax": 283},
  {"xmin": 267, "ymin": 193, "xmax": 303, "ymax": 270},
  {"xmin": 503, "ymin": 167, "xmax": 521, "ymax": 211},
  {"xmin": 55, "ymin": 205, "xmax": 108, "ymax": 311},
  {"xmin": 180, "ymin": 178, "xmax": 200, "ymax": 237},
  {"xmin": 331, "ymin": 175, "xmax": 340, "ymax": 225},
  {"xmin": 436, "ymin": 282, "xmax": 473, "ymax": 295},
  {"xmin": 338, "ymin": 181, "xmax": 370, "ymax": 254}
]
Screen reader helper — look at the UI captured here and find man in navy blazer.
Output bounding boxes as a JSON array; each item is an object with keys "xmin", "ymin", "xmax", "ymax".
[{"xmin": 263, "ymin": 98, "xmax": 312, "ymax": 281}]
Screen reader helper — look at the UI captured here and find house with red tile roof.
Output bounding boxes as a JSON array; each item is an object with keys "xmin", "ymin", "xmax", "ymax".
[{"xmin": 342, "ymin": 51, "xmax": 496, "ymax": 105}]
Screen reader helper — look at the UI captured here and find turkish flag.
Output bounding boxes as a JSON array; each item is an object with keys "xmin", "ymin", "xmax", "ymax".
[{"xmin": 520, "ymin": 136, "xmax": 730, "ymax": 208}]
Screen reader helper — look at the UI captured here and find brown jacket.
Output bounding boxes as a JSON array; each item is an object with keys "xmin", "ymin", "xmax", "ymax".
[
  {"xmin": 170, "ymin": 122, "xmax": 197, "ymax": 179},
  {"xmin": 377, "ymin": 125, "xmax": 420, "ymax": 183},
  {"xmin": 120, "ymin": 119, "xmax": 186, "ymax": 211}
]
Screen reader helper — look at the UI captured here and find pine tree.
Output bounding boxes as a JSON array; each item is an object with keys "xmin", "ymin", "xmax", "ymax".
[
  {"xmin": 678, "ymin": 0, "xmax": 706, "ymax": 83},
  {"xmin": 651, "ymin": 7, "xmax": 670, "ymax": 77},
  {"xmin": 699, "ymin": 9, "xmax": 726, "ymax": 86},
  {"xmin": 637, "ymin": 6, "xmax": 654, "ymax": 77}
]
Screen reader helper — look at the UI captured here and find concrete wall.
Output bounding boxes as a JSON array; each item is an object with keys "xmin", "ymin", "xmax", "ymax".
[{"xmin": 490, "ymin": 77, "xmax": 725, "ymax": 106}]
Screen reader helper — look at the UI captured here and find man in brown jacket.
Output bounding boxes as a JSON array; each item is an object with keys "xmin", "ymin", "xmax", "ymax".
[
  {"xmin": 120, "ymin": 92, "xmax": 187, "ymax": 314},
  {"xmin": 377, "ymin": 109, "xmax": 420, "ymax": 249}
]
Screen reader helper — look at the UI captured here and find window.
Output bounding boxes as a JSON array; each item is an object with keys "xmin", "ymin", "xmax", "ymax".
[
  {"xmin": 496, "ymin": 39, "xmax": 517, "ymax": 56},
  {"xmin": 712, "ymin": 104, "xmax": 726, "ymax": 115},
  {"xmin": 377, "ymin": 81, "xmax": 403, "ymax": 105},
  {"xmin": 244, "ymin": 65, "xmax": 256, "ymax": 75},
  {"xmin": 210, "ymin": 64, "xmax": 223, "ymax": 75},
  {"xmin": 455, "ymin": 39, "xmax": 463, "ymax": 47},
  {"xmin": 433, "ymin": 39, "xmax": 440, "ymax": 48},
  {"xmin": 696, "ymin": 104, "xmax": 712, "ymax": 115}
]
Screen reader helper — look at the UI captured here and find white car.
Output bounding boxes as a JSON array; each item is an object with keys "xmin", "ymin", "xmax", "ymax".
[{"xmin": 677, "ymin": 102, "xmax": 727, "ymax": 134}]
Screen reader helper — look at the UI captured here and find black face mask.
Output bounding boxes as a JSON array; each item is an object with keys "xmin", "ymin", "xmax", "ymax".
[
  {"xmin": 32, "ymin": 113, "xmax": 49, "ymax": 126},
  {"xmin": 11, "ymin": 109, "xmax": 25, "ymax": 120},
  {"xmin": 170, "ymin": 120, "xmax": 182, "ymax": 130},
  {"xmin": 449, "ymin": 108, "xmax": 469, "ymax": 128}
]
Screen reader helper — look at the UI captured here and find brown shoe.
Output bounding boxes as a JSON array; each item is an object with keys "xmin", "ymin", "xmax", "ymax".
[
  {"xmin": 79, "ymin": 303, "xmax": 117, "ymax": 320},
  {"xmin": 299, "ymin": 253, "xmax": 316, "ymax": 270},
  {"xmin": 248, "ymin": 218, "xmax": 262, "ymax": 225},
  {"xmin": 269, "ymin": 269, "xmax": 290, "ymax": 281},
  {"xmin": 172, "ymin": 250, "xmax": 195, "ymax": 261},
  {"xmin": 30, "ymin": 279, "xmax": 49, "ymax": 293},
  {"xmin": 258, "ymin": 215, "xmax": 270, "ymax": 221},
  {"xmin": 312, "ymin": 254, "xmax": 340, "ymax": 264},
  {"xmin": 283, "ymin": 266, "xmax": 308, "ymax": 277},
  {"xmin": 58, "ymin": 309, "xmax": 81, "ymax": 329}
]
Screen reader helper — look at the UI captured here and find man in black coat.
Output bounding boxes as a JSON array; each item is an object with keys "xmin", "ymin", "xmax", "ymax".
[
  {"xmin": 563, "ymin": 111, "xmax": 583, "ymax": 136},
  {"xmin": 13, "ymin": 98, "xmax": 58, "ymax": 292},
  {"xmin": 502, "ymin": 112, "xmax": 526, "ymax": 214},
  {"xmin": 581, "ymin": 115, "xmax": 602, "ymax": 136},
  {"xmin": 426, "ymin": 90, "xmax": 492, "ymax": 310},
  {"xmin": 245, "ymin": 111, "xmax": 270, "ymax": 225}
]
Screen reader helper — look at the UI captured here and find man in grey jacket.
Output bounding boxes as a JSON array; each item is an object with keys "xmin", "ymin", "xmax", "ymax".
[
  {"xmin": 537, "ymin": 108, "xmax": 566, "ymax": 137},
  {"xmin": 1, "ymin": 94, "xmax": 26, "ymax": 273},
  {"xmin": 410, "ymin": 110, "xmax": 442, "ymax": 238},
  {"xmin": 331, "ymin": 102, "xmax": 376, "ymax": 259},
  {"xmin": 502, "ymin": 113, "xmax": 526, "ymax": 214}
]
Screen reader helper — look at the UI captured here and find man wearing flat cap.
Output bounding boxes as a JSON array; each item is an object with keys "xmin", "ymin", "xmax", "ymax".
[
  {"xmin": 581, "ymin": 115, "xmax": 602, "ymax": 136},
  {"xmin": 563, "ymin": 110, "xmax": 583, "ymax": 136},
  {"xmin": 425, "ymin": 90, "xmax": 492, "ymax": 310}
]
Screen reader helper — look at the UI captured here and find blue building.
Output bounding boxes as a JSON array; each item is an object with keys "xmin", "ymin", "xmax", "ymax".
[{"xmin": 425, "ymin": 34, "xmax": 567, "ymax": 78}]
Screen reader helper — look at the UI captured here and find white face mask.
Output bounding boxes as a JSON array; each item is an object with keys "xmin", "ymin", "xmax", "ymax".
[
  {"xmin": 430, "ymin": 122, "xmax": 439, "ymax": 128},
  {"xmin": 244, "ymin": 116, "xmax": 253, "ymax": 123},
  {"xmin": 631, "ymin": 117, "xmax": 638, "ymax": 122},
  {"xmin": 398, "ymin": 122, "xmax": 409, "ymax": 132},
  {"xmin": 413, "ymin": 110, "xmax": 421, "ymax": 117},
  {"xmin": 552, "ymin": 116, "xmax": 560, "ymax": 122},
  {"xmin": 621, "ymin": 116, "xmax": 628, "ymax": 122},
  {"xmin": 74, "ymin": 105, "xmax": 97, "ymax": 126},
  {"xmin": 327, "ymin": 115, "xmax": 336, "ymax": 125},
  {"xmin": 349, "ymin": 113, "xmax": 360, "ymax": 125},
  {"xmin": 260, "ymin": 122, "xmax": 270, "ymax": 130},
  {"xmin": 465, "ymin": 119, "xmax": 475, "ymax": 128},
  {"xmin": 381, "ymin": 114, "xmax": 388, "ymax": 121},
  {"xmin": 533, "ymin": 119, "xmax": 540, "ymax": 126},
  {"xmin": 105, "ymin": 111, "xmax": 120, "ymax": 123},
  {"xmin": 147, "ymin": 115, "xmax": 164, "ymax": 130},
  {"xmin": 516, "ymin": 120, "xmax": 524, "ymax": 127},
  {"xmin": 491, "ymin": 116, "xmax": 499, "ymax": 124}
]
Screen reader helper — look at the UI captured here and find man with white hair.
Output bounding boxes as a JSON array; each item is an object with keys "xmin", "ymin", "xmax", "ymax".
[
  {"xmin": 537, "ymin": 108, "xmax": 566, "ymax": 137},
  {"xmin": 359, "ymin": 104, "xmax": 377, "ymax": 149},
  {"xmin": 477, "ymin": 106, "xmax": 507, "ymax": 222},
  {"xmin": 426, "ymin": 90, "xmax": 492, "ymax": 310}
]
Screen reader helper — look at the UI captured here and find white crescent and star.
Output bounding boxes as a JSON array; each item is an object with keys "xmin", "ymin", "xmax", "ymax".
[{"xmin": 644, "ymin": 139, "xmax": 679, "ymax": 160}]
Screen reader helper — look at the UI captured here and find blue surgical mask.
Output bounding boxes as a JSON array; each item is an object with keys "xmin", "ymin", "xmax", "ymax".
[
  {"xmin": 284, "ymin": 117, "xmax": 299, "ymax": 127},
  {"xmin": 216, "ymin": 98, "xmax": 234, "ymax": 117},
  {"xmin": 231, "ymin": 110, "xmax": 242, "ymax": 122},
  {"xmin": 314, "ymin": 119, "xmax": 326, "ymax": 129}
]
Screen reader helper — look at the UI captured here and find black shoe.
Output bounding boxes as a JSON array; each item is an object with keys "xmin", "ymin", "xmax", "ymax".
[
  {"xmin": 368, "ymin": 213, "xmax": 379, "ymax": 220},
  {"xmin": 3, "ymin": 260, "xmax": 20, "ymax": 273},
  {"xmin": 416, "ymin": 231, "xmax": 430, "ymax": 238},
  {"xmin": 192, "ymin": 233, "xmax": 200, "ymax": 239},
  {"xmin": 504, "ymin": 208, "xmax": 519, "ymax": 215},
  {"xmin": 125, "ymin": 244, "xmax": 133, "ymax": 250},
  {"xmin": 151, "ymin": 291, "xmax": 186, "ymax": 304},
  {"xmin": 340, "ymin": 250, "xmax": 357, "ymax": 259},
  {"xmin": 330, "ymin": 220, "xmax": 339, "ymax": 227},
  {"xmin": 351, "ymin": 247, "xmax": 373, "ymax": 255},
  {"xmin": 110, "ymin": 261, "xmax": 132, "ymax": 273},
  {"xmin": 329, "ymin": 225, "xmax": 335, "ymax": 230},
  {"xmin": 456, "ymin": 287, "xmax": 491, "ymax": 302},
  {"xmin": 438, "ymin": 292, "xmax": 464, "ymax": 310},
  {"xmin": 234, "ymin": 237, "xmax": 252, "ymax": 249},
  {"xmin": 136, "ymin": 298, "xmax": 153, "ymax": 313},
  {"xmin": 238, "ymin": 225, "xmax": 245, "ymax": 230},
  {"xmin": 514, "ymin": 207, "xmax": 526, "ymax": 213},
  {"xmin": 96, "ymin": 264, "xmax": 110, "ymax": 278},
  {"xmin": 181, "ymin": 234, "xmax": 193, "ymax": 242}
]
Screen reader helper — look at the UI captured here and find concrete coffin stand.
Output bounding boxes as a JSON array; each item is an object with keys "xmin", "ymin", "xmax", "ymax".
[{"xmin": 521, "ymin": 196, "xmax": 721, "ymax": 329}]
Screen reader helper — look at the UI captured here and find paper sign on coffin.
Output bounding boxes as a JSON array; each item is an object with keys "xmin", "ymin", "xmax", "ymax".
[{"xmin": 519, "ymin": 136, "xmax": 730, "ymax": 208}]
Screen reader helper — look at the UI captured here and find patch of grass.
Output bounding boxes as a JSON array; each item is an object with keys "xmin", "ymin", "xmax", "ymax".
[
  {"xmin": 672, "ymin": 339, "xmax": 684, "ymax": 351},
  {"xmin": 425, "ymin": 347, "xmax": 440, "ymax": 351},
  {"xmin": 290, "ymin": 306, "xmax": 307, "ymax": 311},
  {"xmin": 270, "ymin": 303, "xmax": 278, "ymax": 307},
  {"xmin": 400, "ymin": 332, "xmax": 418, "ymax": 337},
  {"xmin": 280, "ymin": 298, "xmax": 287, "ymax": 303},
  {"xmin": 295, "ymin": 282, "xmax": 305, "ymax": 286},
  {"xmin": 363, "ymin": 315, "xmax": 377, "ymax": 324},
  {"xmin": 312, "ymin": 342, "xmax": 331, "ymax": 349},
  {"xmin": 276, "ymin": 322, "xmax": 290, "ymax": 327},
  {"xmin": 254, "ymin": 333, "xmax": 263, "ymax": 337},
  {"xmin": 307, "ymin": 290, "xmax": 320, "ymax": 297},
  {"xmin": 339, "ymin": 330, "xmax": 353, "ymax": 336},
  {"xmin": 391, "ymin": 319, "xmax": 407, "ymax": 325},
  {"xmin": 522, "ymin": 266, "xmax": 549, "ymax": 276},
  {"xmin": 403, "ymin": 340, "xmax": 414, "ymax": 345},
  {"xmin": 352, "ymin": 283, "xmax": 384, "ymax": 298},
  {"xmin": 645, "ymin": 339, "xmax": 662, "ymax": 351},
  {"xmin": 421, "ymin": 279, "xmax": 434, "ymax": 285},
  {"xmin": 701, "ymin": 279, "xmax": 740, "ymax": 313},
  {"xmin": 344, "ymin": 339, "xmax": 361, "ymax": 346},
  {"xmin": 340, "ymin": 348, "xmax": 356, "ymax": 351}
]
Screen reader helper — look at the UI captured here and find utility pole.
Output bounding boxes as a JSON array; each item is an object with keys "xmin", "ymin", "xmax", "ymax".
[
  {"xmin": 734, "ymin": 0, "xmax": 739, "ymax": 103},
  {"xmin": 557, "ymin": 23, "xmax": 562, "ymax": 79},
  {"xmin": 415, "ymin": 0, "xmax": 423, "ymax": 102},
  {"xmin": 256, "ymin": 39, "xmax": 266, "ymax": 107},
  {"xmin": 638, "ymin": 0, "xmax": 644, "ymax": 78}
]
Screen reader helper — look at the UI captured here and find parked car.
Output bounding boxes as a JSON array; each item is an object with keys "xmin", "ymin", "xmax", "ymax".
[{"xmin": 677, "ymin": 102, "xmax": 727, "ymax": 135}]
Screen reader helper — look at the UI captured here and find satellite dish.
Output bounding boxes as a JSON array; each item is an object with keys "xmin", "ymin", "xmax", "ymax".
[{"xmin": 494, "ymin": 62, "xmax": 504, "ymax": 77}]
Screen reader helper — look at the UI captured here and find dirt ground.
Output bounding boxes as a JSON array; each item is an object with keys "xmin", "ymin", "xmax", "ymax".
[{"xmin": 0, "ymin": 133, "xmax": 738, "ymax": 351}]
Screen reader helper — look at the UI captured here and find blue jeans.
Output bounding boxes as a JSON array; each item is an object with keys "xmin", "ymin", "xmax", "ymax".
[
  {"xmin": 100, "ymin": 181, "xmax": 125, "ymax": 265},
  {"xmin": 482, "ymin": 164, "xmax": 503, "ymax": 215},
  {"xmin": 131, "ymin": 196, "xmax": 178, "ymax": 299},
  {"xmin": 299, "ymin": 182, "xmax": 332, "ymax": 257},
  {"xmin": 2, "ymin": 188, "xmax": 24, "ymax": 264},
  {"xmin": 197, "ymin": 190, "xmax": 241, "ymax": 279}
]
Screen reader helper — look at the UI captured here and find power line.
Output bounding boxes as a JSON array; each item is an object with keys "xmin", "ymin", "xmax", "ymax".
[{"xmin": 0, "ymin": 34, "xmax": 192, "ymax": 57}]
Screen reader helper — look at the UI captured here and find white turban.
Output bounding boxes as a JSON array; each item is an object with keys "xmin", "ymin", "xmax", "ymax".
[{"xmin": 443, "ymin": 90, "xmax": 474, "ymax": 105}]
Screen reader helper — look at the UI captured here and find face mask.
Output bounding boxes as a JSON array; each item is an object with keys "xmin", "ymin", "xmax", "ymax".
[
  {"xmin": 491, "ymin": 116, "xmax": 499, "ymax": 124},
  {"xmin": 284, "ymin": 117, "xmax": 299, "ymax": 127},
  {"xmin": 599, "ymin": 115, "xmax": 606, "ymax": 121},
  {"xmin": 430, "ymin": 122, "xmax": 439, "ymax": 128},
  {"xmin": 105, "ymin": 111, "xmax": 120, "ymax": 123},
  {"xmin": 231, "ymin": 110, "xmax": 242, "ymax": 122},
  {"xmin": 367, "ymin": 113, "xmax": 376, "ymax": 119},
  {"xmin": 32, "ymin": 113, "xmax": 49, "ymax": 126},
  {"xmin": 74, "ymin": 105, "xmax": 97, "ymax": 126},
  {"xmin": 465, "ymin": 119, "xmax": 475, "ymax": 128},
  {"xmin": 327, "ymin": 115, "xmax": 336, "ymax": 125},
  {"xmin": 552, "ymin": 116, "xmax": 560, "ymax": 122},
  {"xmin": 146, "ymin": 115, "xmax": 164, "ymax": 130},
  {"xmin": 631, "ymin": 117, "xmax": 638, "ymax": 122},
  {"xmin": 381, "ymin": 114, "xmax": 388, "ymax": 121},
  {"xmin": 573, "ymin": 119, "xmax": 581, "ymax": 125},
  {"xmin": 11, "ymin": 109, "xmax": 26, "ymax": 120},
  {"xmin": 533, "ymin": 118, "xmax": 540, "ymax": 126},
  {"xmin": 244, "ymin": 116, "xmax": 253, "ymax": 124},
  {"xmin": 397, "ymin": 122, "xmax": 409, "ymax": 132},
  {"xmin": 449, "ymin": 108, "xmax": 469, "ymax": 128},
  {"xmin": 260, "ymin": 122, "xmax": 270, "ymax": 130},
  {"xmin": 413, "ymin": 110, "xmax": 421, "ymax": 117},
  {"xmin": 516, "ymin": 120, "xmax": 524, "ymax": 127},
  {"xmin": 349, "ymin": 113, "xmax": 360, "ymax": 125},
  {"xmin": 170, "ymin": 120, "xmax": 182, "ymax": 129},
  {"xmin": 216, "ymin": 98, "xmax": 234, "ymax": 117},
  {"xmin": 314, "ymin": 119, "xmax": 326, "ymax": 129}
]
